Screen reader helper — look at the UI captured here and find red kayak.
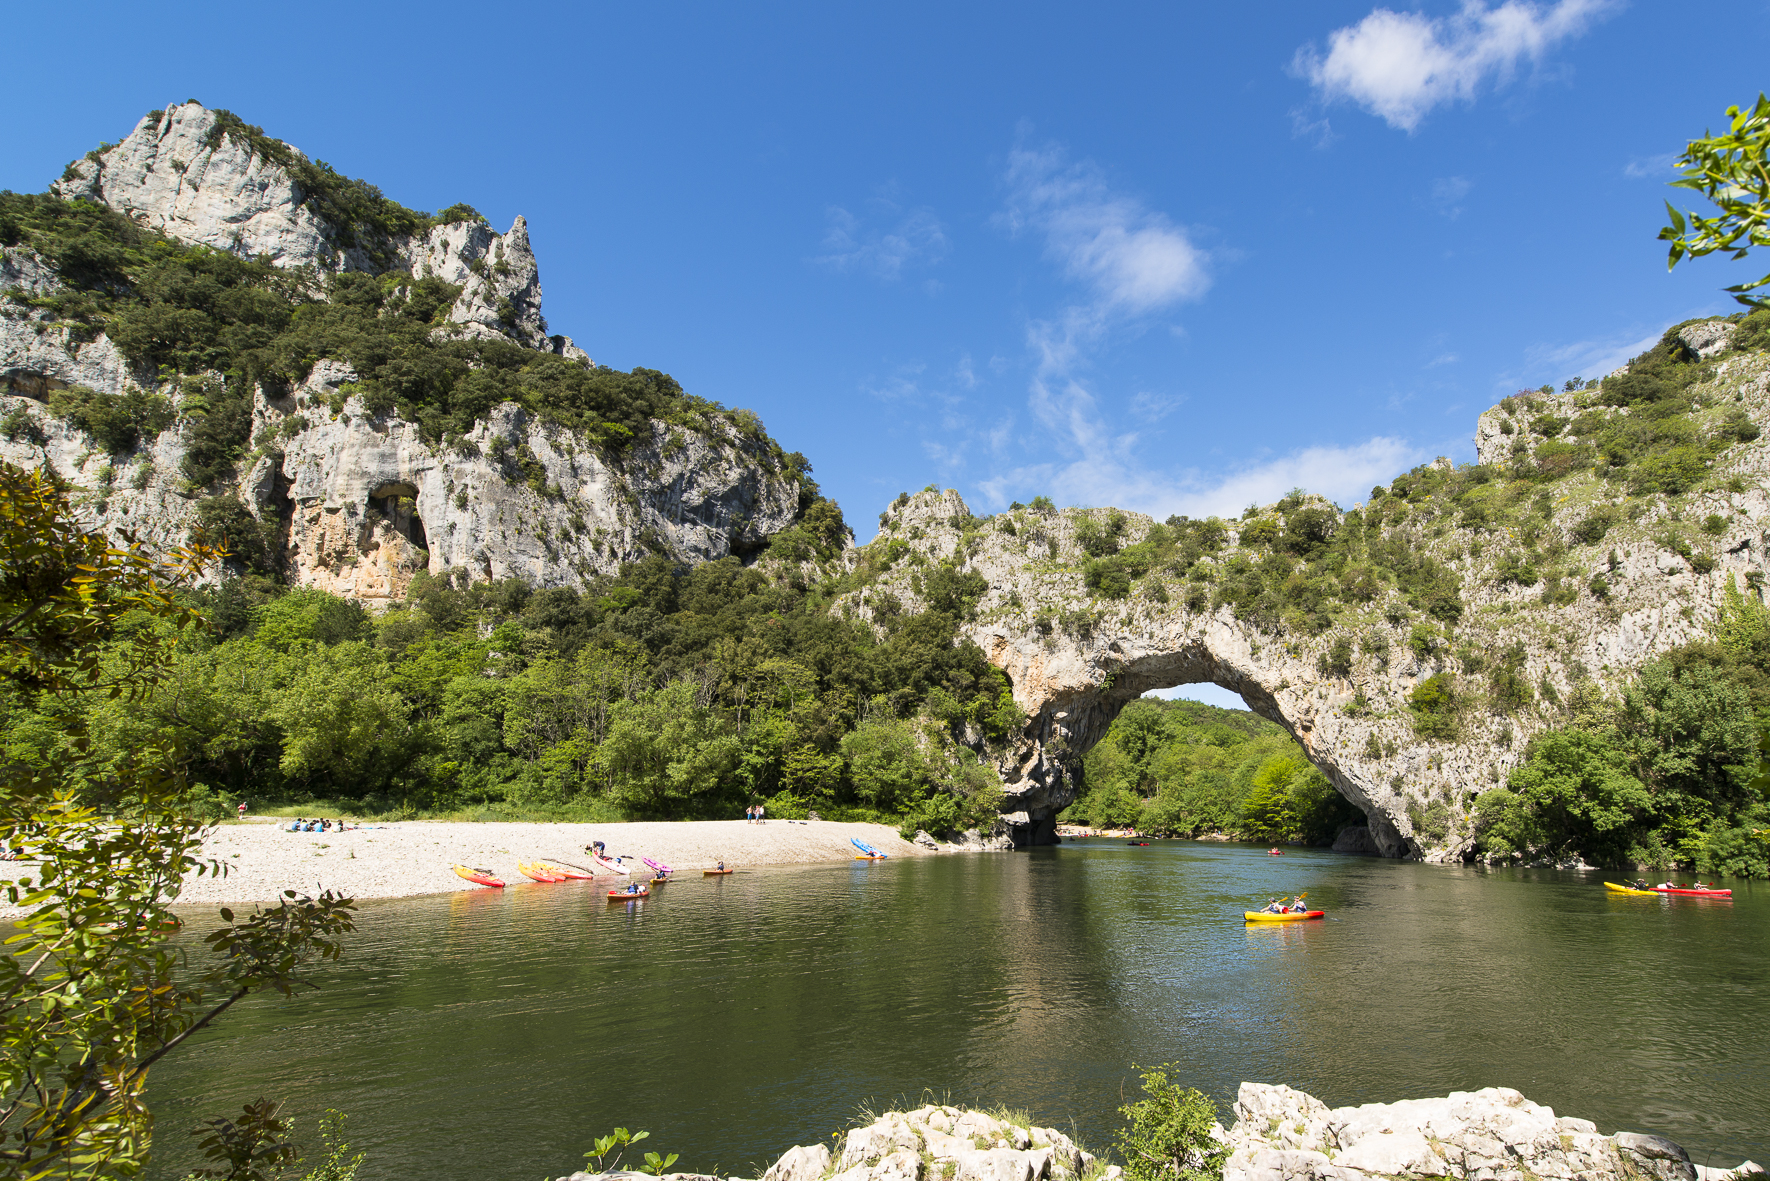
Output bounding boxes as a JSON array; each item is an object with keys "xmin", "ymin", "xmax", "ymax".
[
  {"xmin": 1655, "ymin": 885, "xmax": 1732, "ymax": 897},
  {"xmin": 608, "ymin": 888, "xmax": 650, "ymax": 901}
]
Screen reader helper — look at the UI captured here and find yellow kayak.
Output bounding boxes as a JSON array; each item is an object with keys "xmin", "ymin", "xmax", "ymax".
[
  {"xmin": 1244, "ymin": 909, "xmax": 1324, "ymax": 922},
  {"xmin": 1604, "ymin": 882, "xmax": 1656, "ymax": 896}
]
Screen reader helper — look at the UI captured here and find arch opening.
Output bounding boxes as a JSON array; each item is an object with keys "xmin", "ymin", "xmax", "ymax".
[{"xmin": 1010, "ymin": 653, "xmax": 1399, "ymax": 857}]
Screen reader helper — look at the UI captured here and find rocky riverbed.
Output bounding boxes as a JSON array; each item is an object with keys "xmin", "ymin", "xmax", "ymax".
[{"xmin": 555, "ymin": 1087, "xmax": 1762, "ymax": 1181}]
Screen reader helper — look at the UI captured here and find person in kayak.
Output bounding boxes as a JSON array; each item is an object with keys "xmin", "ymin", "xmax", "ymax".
[
  {"xmin": 1289, "ymin": 899, "xmax": 1309, "ymax": 913},
  {"xmin": 1632, "ymin": 878, "xmax": 1650, "ymax": 890},
  {"xmin": 1262, "ymin": 899, "xmax": 1285, "ymax": 913}
]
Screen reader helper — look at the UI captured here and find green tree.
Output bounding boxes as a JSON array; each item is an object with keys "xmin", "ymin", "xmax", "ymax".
[
  {"xmin": 1659, "ymin": 94, "xmax": 1770, "ymax": 305},
  {"xmin": 0, "ymin": 464, "xmax": 356, "ymax": 1179}
]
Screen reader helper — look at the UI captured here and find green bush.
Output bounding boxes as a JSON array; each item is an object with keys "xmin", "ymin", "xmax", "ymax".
[
  {"xmin": 1409, "ymin": 674, "xmax": 1459, "ymax": 740},
  {"xmin": 1114, "ymin": 1064, "xmax": 1227, "ymax": 1181},
  {"xmin": 46, "ymin": 386, "xmax": 174, "ymax": 454}
]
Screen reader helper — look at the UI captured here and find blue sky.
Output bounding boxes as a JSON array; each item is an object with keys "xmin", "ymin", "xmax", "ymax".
[{"xmin": 5, "ymin": 0, "xmax": 1766, "ymax": 558}]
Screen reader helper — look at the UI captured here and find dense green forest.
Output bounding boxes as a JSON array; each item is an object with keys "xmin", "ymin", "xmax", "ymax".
[
  {"xmin": 0, "ymin": 543, "xmax": 1019, "ymax": 837},
  {"xmin": 1056, "ymin": 698, "xmax": 1362, "ymax": 844}
]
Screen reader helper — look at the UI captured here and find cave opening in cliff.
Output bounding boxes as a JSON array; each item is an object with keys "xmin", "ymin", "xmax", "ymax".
[{"xmin": 367, "ymin": 483, "xmax": 428, "ymax": 554}]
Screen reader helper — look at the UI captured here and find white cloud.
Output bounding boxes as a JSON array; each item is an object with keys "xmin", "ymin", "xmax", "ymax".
[
  {"xmin": 1001, "ymin": 145, "xmax": 1210, "ymax": 313},
  {"xmin": 818, "ymin": 200, "xmax": 947, "ymax": 280},
  {"xmin": 1624, "ymin": 151, "xmax": 1681, "ymax": 180},
  {"xmin": 976, "ymin": 417, "xmax": 1421, "ymax": 521},
  {"xmin": 1515, "ymin": 326, "xmax": 1667, "ymax": 388},
  {"xmin": 1431, "ymin": 175, "xmax": 1472, "ymax": 217},
  {"xmin": 1294, "ymin": 0, "xmax": 1615, "ymax": 132}
]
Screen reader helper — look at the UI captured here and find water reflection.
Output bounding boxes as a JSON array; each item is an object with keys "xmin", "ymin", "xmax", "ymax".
[{"xmin": 142, "ymin": 841, "xmax": 1767, "ymax": 1181}]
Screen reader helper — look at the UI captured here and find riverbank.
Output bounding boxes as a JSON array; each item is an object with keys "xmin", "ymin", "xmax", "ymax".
[
  {"xmin": 561, "ymin": 1086, "xmax": 1762, "ymax": 1181},
  {"xmin": 1, "ymin": 819, "xmax": 931, "ymax": 913}
]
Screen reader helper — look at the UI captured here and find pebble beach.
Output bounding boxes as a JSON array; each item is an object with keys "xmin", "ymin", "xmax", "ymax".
[{"xmin": 2, "ymin": 818, "xmax": 932, "ymax": 915}]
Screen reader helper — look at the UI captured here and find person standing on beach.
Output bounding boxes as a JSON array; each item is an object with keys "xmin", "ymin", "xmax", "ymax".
[{"xmin": 757, "ymin": 803, "xmax": 765, "ymax": 824}]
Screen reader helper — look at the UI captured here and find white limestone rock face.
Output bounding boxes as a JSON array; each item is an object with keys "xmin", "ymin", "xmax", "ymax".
[
  {"xmin": 1679, "ymin": 319, "xmax": 1737, "ymax": 360},
  {"xmin": 5, "ymin": 103, "xmax": 806, "ymax": 590},
  {"xmin": 261, "ymin": 385, "xmax": 800, "ymax": 602},
  {"xmin": 753, "ymin": 1105, "xmax": 1108, "ymax": 1181},
  {"xmin": 51, "ymin": 101, "xmax": 570, "ymax": 352},
  {"xmin": 841, "ymin": 343, "xmax": 1770, "ymax": 854},
  {"xmin": 54, "ymin": 104, "xmax": 334, "ymax": 270},
  {"xmin": 1221, "ymin": 1082, "xmax": 1761, "ymax": 1181}
]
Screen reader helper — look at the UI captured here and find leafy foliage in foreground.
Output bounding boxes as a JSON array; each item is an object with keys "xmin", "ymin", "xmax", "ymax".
[
  {"xmin": 0, "ymin": 464, "xmax": 356, "ymax": 1179},
  {"xmin": 1059, "ymin": 698, "xmax": 1361, "ymax": 843}
]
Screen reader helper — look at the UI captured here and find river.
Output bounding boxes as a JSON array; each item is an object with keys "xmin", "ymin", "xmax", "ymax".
[{"xmin": 144, "ymin": 840, "xmax": 1769, "ymax": 1179}]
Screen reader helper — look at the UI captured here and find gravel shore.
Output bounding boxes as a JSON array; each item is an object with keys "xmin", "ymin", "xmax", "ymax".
[{"xmin": 2, "ymin": 818, "xmax": 929, "ymax": 915}]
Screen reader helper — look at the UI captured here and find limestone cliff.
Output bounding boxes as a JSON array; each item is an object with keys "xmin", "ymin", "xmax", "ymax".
[
  {"xmin": 1, "ymin": 103, "xmax": 806, "ymax": 598},
  {"xmin": 839, "ymin": 322, "xmax": 1770, "ymax": 858}
]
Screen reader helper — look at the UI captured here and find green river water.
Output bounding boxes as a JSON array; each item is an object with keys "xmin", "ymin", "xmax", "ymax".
[{"xmin": 143, "ymin": 840, "xmax": 1768, "ymax": 1180}]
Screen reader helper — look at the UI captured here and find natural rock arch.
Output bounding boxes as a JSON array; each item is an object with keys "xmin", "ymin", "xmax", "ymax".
[{"xmin": 843, "ymin": 343, "xmax": 1770, "ymax": 858}]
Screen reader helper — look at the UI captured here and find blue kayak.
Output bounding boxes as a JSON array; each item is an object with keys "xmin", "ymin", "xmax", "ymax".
[{"xmin": 850, "ymin": 837, "xmax": 886, "ymax": 859}]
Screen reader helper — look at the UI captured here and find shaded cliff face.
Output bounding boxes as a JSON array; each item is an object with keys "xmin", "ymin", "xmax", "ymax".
[
  {"xmin": 1, "ymin": 103, "xmax": 805, "ymax": 595},
  {"xmin": 841, "ymin": 328, "xmax": 1770, "ymax": 858}
]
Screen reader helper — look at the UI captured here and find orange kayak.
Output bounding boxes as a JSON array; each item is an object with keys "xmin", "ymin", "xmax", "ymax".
[
  {"xmin": 704, "ymin": 868, "xmax": 734, "ymax": 876},
  {"xmin": 453, "ymin": 864, "xmax": 505, "ymax": 888},
  {"xmin": 608, "ymin": 889, "xmax": 650, "ymax": 901},
  {"xmin": 518, "ymin": 861, "xmax": 568, "ymax": 883}
]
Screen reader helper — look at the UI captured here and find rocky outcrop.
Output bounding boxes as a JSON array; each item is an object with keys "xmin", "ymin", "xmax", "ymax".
[
  {"xmin": 556, "ymin": 1104, "xmax": 1114, "ymax": 1181},
  {"xmin": 52, "ymin": 102, "xmax": 577, "ymax": 357},
  {"xmin": 550, "ymin": 1093, "xmax": 1759, "ymax": 1181},
  {"xmin": 1222, "ymin": 1082, "xmax": 1761, "ymax": 1181},
  {"xmin": 0, "ymin": 371, "xmax": 799, "ymax": 601},
  {"xmin": 3, "ymin": 103, "xmax": 802, "ymax": 594},
  {"xmin": 839, "ymin": 344, "xmax": 1770, "ymax": 857}
]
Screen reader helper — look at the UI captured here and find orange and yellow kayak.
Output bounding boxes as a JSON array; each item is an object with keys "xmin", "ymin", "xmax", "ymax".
[
  {"xmin": 518, "ymin": 861, "xmax": 568, "ymax": 883},
  {"xmin": 453, "ymin": 864, "xmax": 504, "ymax": 888},
  {"xmin": 1244, "ymin": 910, "xmax": 1324, "ymax": 922},
  {"xmin": 608, "ymin": 888, "xmax": 650, "ymax": 901},
  {"xmin": 704, "ymin": 868, "xmax": 734, "ymax": 876}
]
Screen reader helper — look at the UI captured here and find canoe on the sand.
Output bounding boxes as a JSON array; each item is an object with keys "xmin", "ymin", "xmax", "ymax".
[
  {"xmin": 850, "ymin": 838, "xmax": 886, "ymax": 859},
  {"xmin": 591, "ymin": 854, "xmax": 630, "ymax": 875},
  {"xmin": 1604, "ymin": 882, "xmax": 1657, "ymax": 896},
  {"xmin": 453, "ymin": 865, "xmax": 504, "ymax": 888},
  {"xmin": 608, "ymin": 889, "xmax": 650, "ymax": 901},
  {"xmin": 1244, "ymin": 910, "xmax": 1324, "ymax": 922},
  {"xmin": 534, "ymin": 860, "xmax": 595, "ymax": 880},
  {"xmin": 704, "ymin": 868, "xmax": 734, "ymax": 876},
  {"xmin": 518, "ymin": 861, "xmax": 568, "ymax": 883}
]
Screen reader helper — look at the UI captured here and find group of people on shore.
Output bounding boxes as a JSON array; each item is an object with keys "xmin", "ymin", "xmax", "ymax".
[
  {"xmin": 744, "ymin": 804, "xmax": 767, "ymax": 823},
  {"xmin": 286, "ymin": 817, "xmax": 351, "ymax": 833}
]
